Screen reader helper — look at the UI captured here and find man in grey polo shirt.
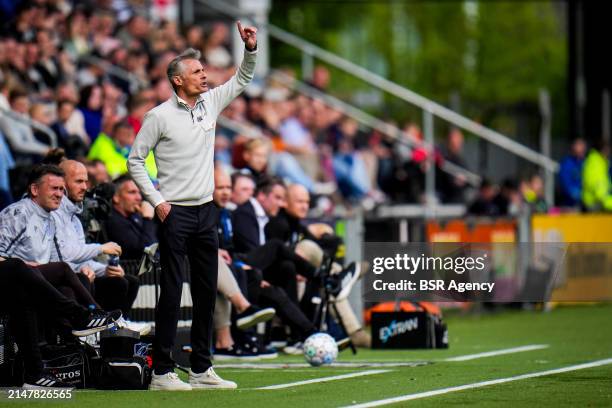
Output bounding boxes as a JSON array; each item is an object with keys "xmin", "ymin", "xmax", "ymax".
[{"xmin": 128, "ymin": 21, "xmax": 257, "ymax": 391}]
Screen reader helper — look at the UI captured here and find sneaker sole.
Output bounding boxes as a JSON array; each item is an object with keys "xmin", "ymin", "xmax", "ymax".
[
  {"xmin": 335, "ymin": 264, "xmax": 361, "ymax": 301},
  {"xmin": 257, "ymin": 352, "xmax": 278, "ymax": 359},
  {"xmin": 71, "ymin": 321, "xmax": 117, "ymax": 337},
  {"xmin": 149, "ymin": 384, "xmax": 193, "ymax": 391},
  {"xmin": 189, "ymin": 382, "xmax": 237, "ymax": 389},
  {"xmin": 213, "ymin": 354, "xmax": 261, "ymax": 361},
  {"xmin": 337, "ymin": 337, "xmax": 351, "ymax": 351},
  {"xmin": 236, "ymin": 309, "xmax": 276, "ymax": 330},
  {"xmin": 134, "ymin": 326, "xmax": 152, "ymax": 336}
]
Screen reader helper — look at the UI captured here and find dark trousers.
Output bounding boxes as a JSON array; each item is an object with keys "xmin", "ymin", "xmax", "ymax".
[
  {"xmin": 241, "ymin": 238, "xmax": 316, "ymax": 302},
  {"xmin": 154, "ymin": 202, "xmax": 218, "ymax": 374},
  {"xmin": 0, "ymin": 259, "xmax": 88, "ymax": 381},
  {"xmin": 249, "ymin": 283, "xmax": 315, "ymax": 340},
  {"xmin": 95, "ymin": 274, "xmax": 139, "ymax": 317},
  {"xmin": 36, "ymin": 263, "xmax": 98, "ymax": 308}
]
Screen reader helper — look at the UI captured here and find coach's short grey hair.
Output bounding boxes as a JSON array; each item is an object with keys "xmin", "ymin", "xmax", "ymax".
[{"xmin": 167, "ymin": 48, "xmax": 202, "ymax": 91}]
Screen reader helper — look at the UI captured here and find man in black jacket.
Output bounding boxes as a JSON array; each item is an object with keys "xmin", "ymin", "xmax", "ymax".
[
  {"xmin": 105, "ymin": 175, "xmax": 157, "ymax": 261},
  {"xmin": 266, "ymin": 184, "xmax": 370, "ymax": 347},
  {"xmin": 230, "ymin": 178, "xmax": 319, "ymax": 349},
  {"xmin": 232, "ymin": 177, "xmax": 286, "ymax": 254}
]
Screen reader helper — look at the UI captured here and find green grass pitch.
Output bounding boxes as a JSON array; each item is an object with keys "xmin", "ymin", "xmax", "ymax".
[{"xmin": 8, "ymin": 304, "xmax": 611, "ymax": 407}]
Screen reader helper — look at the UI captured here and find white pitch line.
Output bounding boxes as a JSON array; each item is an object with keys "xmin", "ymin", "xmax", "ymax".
[
  {"xmin": 342, "ymin": 358, "xmax": 612, "ymax": 408},
  {"xmin": 255, "ymin": 369, "xmax": 391, "ymax": 390},
  {"xmin": 443, "ymin": 344, "xmax": 549, "ymax": 362}
]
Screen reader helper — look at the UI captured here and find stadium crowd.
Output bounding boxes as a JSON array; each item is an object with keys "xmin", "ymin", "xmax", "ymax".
[{"xmin": 1, "ymin": 1, "xmax": 611, "ymax": 215}]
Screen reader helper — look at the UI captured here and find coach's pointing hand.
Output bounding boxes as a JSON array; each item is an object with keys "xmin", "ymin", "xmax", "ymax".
[{"xmin": 237, "ymin": 20, "xmax": 257, "ymax": 51}]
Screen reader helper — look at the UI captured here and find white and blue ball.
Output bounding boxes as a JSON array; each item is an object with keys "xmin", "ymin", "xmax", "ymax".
[{"xmin": 303, "ymin": 333, "xmax": 338, "ymax": 367}]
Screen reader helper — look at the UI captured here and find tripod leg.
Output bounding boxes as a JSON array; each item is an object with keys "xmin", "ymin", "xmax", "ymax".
[{"xmin": 331, "ymin": 301, "xmax": 357, "ymax": 355}]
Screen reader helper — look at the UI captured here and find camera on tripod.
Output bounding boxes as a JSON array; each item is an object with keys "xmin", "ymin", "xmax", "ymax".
[{"xmin": 81, "ymin": 182, "xmax": 115, "ymax": 243}]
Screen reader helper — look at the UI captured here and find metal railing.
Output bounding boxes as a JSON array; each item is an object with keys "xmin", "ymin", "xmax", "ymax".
[
  {"xmin": 269, "ymin": 70, "xmax": 482, "ymax": 187},
  {"xmin": 198, "ymin": 0, "xmax": 559, "ymax": 210},
  {"xmin": 80, "ymin": 55, "xmax": 148, "ymax": 92},
  {"xmin": 0, "ymin": 107, "xmax": 57, "ymax": 148}
]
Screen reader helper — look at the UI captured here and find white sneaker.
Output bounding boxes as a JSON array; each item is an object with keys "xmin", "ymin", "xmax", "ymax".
[
  {"xmin": 126, "ymin": 321, "xmax": 152, "ymax": 336},
  {"xmin": 115, "ymin": 317, "xmax": 152, "ymax": 336},
  {"xmin": 149, "ymin": 371, "xmax": 192, "ymax": 391},
  {"xmin": 189, "ymin": 367, "xmax": 237, "ymax": 389}
]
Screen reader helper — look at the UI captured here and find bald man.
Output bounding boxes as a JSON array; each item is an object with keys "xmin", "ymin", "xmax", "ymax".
[
  {"xmin": 265, "ymin": 183, "xmax": 314, "ymax": 245},
  {"xmin": 266, "ymin": 183, "xmax": 369, "ymax": 347},
  {"xmin": 53, "ymin": 160, "xmax": 148, "ymax": 334}
]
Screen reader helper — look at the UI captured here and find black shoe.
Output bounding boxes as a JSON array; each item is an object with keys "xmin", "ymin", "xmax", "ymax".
[
  {"xmin": 236, "ymin": 305, "xmax": 276, "ymax": 330},
  {"xmin": 283, "ymin": 341, "xmax": 304, "ymax": 355},
  {"xmin": 329, "ymin": 262, "xmax": 360, "ymax": 301},
  {"xmin": 214, "ymin": 345, "xmax": 260, "ymax": 361},
  {"xmin": 72, "ymin": 309, "xmax": 122, "ymax": 337},
  {"xmin": 23, "ymin": 373, "xmax": 70, "ymax": 389},
  {"xmin": 336, "ymin": 336, "xmax": 351, "ymax": 351}
]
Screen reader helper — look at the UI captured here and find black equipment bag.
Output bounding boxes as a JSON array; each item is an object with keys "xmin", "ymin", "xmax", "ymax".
[
  {"xmin": 371, "ymin": 311, "xmax": 448, "ymax": 349},
  {"xmin": 0, "ymin": 318, "xmax": 18, "ymax": 386},
  {"xmin": 97, "ymin": 356, "xmax": 151, "ymax": 390},
  {"xmin": 100, "ymin": 328, "xmax": 140, "ymax": 359},
  {"xmin": 40, "ymin": 344, "xmax": 89, "ymax": 388}
]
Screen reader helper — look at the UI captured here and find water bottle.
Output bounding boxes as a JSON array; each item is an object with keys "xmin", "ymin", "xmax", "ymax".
[{"xmin": 108, "ymin": 255, "xmax": 120, "ymax": 267}]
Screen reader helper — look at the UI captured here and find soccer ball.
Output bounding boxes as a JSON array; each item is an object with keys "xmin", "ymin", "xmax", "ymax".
[{"xmin": 303, "ymin": 333, "xmax": 338, "ymax": 367}]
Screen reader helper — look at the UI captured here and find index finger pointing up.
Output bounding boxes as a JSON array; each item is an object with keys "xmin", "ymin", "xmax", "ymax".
[{"xmin": 236, "ymin": 20, "xmax": 245, "ymax": 37}]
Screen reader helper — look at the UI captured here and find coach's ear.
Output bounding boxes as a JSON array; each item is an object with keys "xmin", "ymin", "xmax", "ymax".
[{"xmin": 172, "ymin": 75, "xmax": 183, "ymax": 89}]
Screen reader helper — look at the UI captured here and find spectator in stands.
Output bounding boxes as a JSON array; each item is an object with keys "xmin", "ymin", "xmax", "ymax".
[
  {"xmin": 78, "ymin": 84, "xmax": 104, "ymax": 143},
  {"xmin": 279, "ymin": 101, "xmax": 320, "ymax": 180},
  {"xmin": 29, "ymin": 103, "xmax": 55, "ymax": 145},
  {"xmin": 34, "ymin": 29, "xmax": 62, "ymax": 90},
  {"xmin": 63, "ymin": 10, "xmax": 91, "ymax": 60},
  {"xmin": 230, "ymin": 171, "xmax": 256, "ymax": 208},
  {"xmin": 88, "ymin": 120, "xmax": 157, "ymax": 180},
  {"xmin": 332, "ymin": 117, "xmax": 375, "ymax": 203},
  {"xmin": 439, "ymin": 128, "xmax": 468, "ymax": 203},
  {"xmin": 492, "ymin": 179, "xmax": 521, "ymax": 216},
  {"xmin": 239, "ymin": 137, "xmax": 270, "ymax": 184},
  {"xmin": 204, "ymin": 22, "xmax": 233, "ymax": 69},
  {"xmin": 127, "ymin": 92, "xmax": 156, "ymax": 134},
  {"xmin": 308, "ymin": 65, "xmax": 331, "ymax": 91},
  {"xmin": 184, "ymin": 24, "xmax": 205, "ymax": 51},
  {"xmin": 105, "ymin": 175, "xmax": 157, "ymax": 261},
  {"xmin": 53, "ymin": 160, "xmax": 146, "ymax": 332},
  {"xmin": 468, "ymin": 179, "xmax": 499, "ymax": 216},
  {"xmin": 0, "ymin": 89, "xmax": 51, "ymax": 162},
  {"xmin": 559, "ymin": 138, "xmax": 587, "ymax": 207},
  {"xmin": 522, "ymin": 174, "xmax": 548, "ymax": 213},
  {"xmin": 85, "ymin": 159, "xmax": 111, "ymax": 187},
  {"xmin": 51, "ymin": 99, "xmax": 89, "ymax": 158},
  {"xmin": 0, "ymin": 130, "xmax": 15, "ymax": 210},
  {"xmin": 582, "ymin": 139, "xmax": 612, "ymax": 212},
  {"xmin": 55, "ymin": 81, "xmax": 90, "ymax": 144}
]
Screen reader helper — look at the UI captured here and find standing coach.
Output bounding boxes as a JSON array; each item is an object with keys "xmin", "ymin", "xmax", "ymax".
[{"xmin": 128, "ymin": 21, "xmax": 257, "ymax": 391}]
